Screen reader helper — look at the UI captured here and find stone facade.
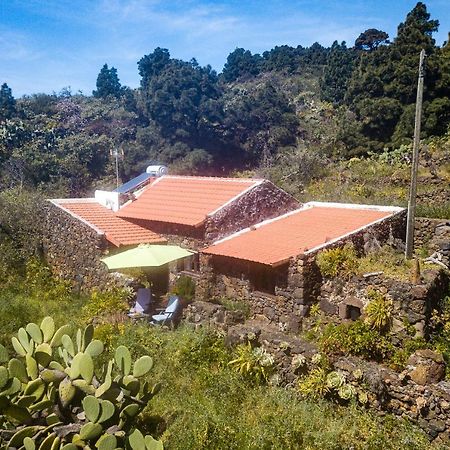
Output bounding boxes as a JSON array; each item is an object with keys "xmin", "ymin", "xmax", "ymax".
[
  {"xmin": 196, "ymin": 210, "xmax": 407, "ymax": 332},
  {"xmin": 43, "ymin": 202, "xmax": 130, "ymax": 291},
  {"xmin": 204, "ymin": 181, "xmax": 299, "ymax": 242}
]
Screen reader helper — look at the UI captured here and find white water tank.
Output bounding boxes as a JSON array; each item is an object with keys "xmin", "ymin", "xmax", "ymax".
[{"xmin": 146, "ymin": 165, "xmax": 168, "ymax": 177}]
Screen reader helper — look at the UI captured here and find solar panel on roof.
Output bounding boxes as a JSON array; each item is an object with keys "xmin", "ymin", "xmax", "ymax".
[{"xmin": 114, "ymin": 172, "xmax": 152, "ymax": 194}]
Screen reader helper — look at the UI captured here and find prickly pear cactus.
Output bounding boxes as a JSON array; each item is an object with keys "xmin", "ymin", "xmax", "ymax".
[{"xmin": 0, "ymin": 317, "xmax": 163, "ymax": 449}]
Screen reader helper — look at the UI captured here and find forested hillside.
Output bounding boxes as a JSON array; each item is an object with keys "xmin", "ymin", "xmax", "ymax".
[{"xmin": 0, "ymin": 2, "xmax": 448, "ymax": 199}]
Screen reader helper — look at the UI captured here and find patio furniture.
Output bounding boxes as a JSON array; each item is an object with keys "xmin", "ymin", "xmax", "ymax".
[
  {"xmin": 151, "ymin": 296, "xmax": 180, "ymax": 326},
  {"xmin": 128, "ymin": 288, "xmax": 153, "ymax": 319}
]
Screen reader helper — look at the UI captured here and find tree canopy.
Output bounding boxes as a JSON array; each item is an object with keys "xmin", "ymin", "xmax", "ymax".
[{"xmin": 93, "ymin": 64, "xmax": 124, "ymax": 98}]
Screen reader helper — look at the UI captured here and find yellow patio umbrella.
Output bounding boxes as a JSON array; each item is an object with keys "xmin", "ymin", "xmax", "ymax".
[{"xmin": 101, "ymin": 244, "xmax": 193, "ymax": 270}]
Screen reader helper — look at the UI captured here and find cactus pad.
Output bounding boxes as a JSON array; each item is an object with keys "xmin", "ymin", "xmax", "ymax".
[
  {"xmin": 82, "ymin": 395, "xmax": 101, "ymax": 423},
  {"xmin": 133, "ymin": 356, "xmax": 153, "ymax": 378},
  {"xmin": 26, "ymin": 323, "xmax": 43, "ymax": 344}
]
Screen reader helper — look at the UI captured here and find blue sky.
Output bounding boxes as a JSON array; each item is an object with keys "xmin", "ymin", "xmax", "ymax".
[{"xmin": 1, "ymin": 0, "xmax": 449, "ymax": 97}]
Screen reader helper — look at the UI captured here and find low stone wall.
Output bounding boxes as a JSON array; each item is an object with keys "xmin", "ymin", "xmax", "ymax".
[
  {"xmin": 182, "ymin": 309, "xmax": 450, "ymax": 441},
  {"xmin": 415, "ymin": 218, "xmax": 450, "ymax": 254},
  {"xmin": 220, "ymin": 319, "xmax": 450, "ymax": 442},
  {"xmin": 334, "ymin": 354, "xmax": 450, "ymax": 442},
  {"xmin": 43, "ymin": 202, "xmax": 131, "ymax": 292},
  {"xmin": 318, "ymin": 269, "xmax": 449, "ymax": 339}
]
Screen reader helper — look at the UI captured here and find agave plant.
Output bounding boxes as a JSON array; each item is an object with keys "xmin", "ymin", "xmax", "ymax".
[
  {"xmin": 228, "ymin": 343, "xmax": 275, "ymax": 383},
  {"xmin": 0, "ymin": 317, "xmax": 163, "ymax": 450},
  {"xmin": 364, "ymin": 291, "xmax": 394, "ymax": 332}
]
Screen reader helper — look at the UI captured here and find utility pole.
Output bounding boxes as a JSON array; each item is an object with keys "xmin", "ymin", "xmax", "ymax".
[
  {"xmin": 405, "ymin": 49, "xmax": 426, "ymax": 259},
  {"xmin": 110, "ymin": 147, "xmax": 124, "ymax": 189}
]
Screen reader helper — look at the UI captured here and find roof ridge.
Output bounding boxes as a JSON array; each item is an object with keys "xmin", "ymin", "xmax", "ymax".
[{"xmin": 160, "ymin": 175, "xmax": 264, "ymax": 183}]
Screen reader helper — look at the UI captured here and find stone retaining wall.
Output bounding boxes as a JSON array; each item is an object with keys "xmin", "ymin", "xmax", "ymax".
[
  {"xmin": 415, "ymin": 218, "xmax": 450, "ymax": 253},
  {"xmin": 318, "ymin": 269, "xmax": 449, "ymax": 339},
  {"xmin": 183, "ymin": 311, "xmax": 450, "ymax": 442}
]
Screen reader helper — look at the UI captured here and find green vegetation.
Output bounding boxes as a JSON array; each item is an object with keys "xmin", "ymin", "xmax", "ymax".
[
  {"xmin": 0, "ymin": 269, "xmax": 444, "ymax": 449},
  {"xmin": 364, "ymin": 290, "xmax": 394, "ymax": 332},
  {"xmin": 316, "ymin": 244, "xmax": 358, "ymax": 278},
  {"xmin": 316, "ymin": 244, "xmax": 440, "ymax": 281},
  {"xmin": 171, "ymin": 275, "xmax": 196, "ymax": 301},
  {"xmin": 228, "ymin": 343, "xmax": 275, "ymax": 383},
  {"xmin": 319, "ymin": 320, "xmax": 394, "ymax": 361}
]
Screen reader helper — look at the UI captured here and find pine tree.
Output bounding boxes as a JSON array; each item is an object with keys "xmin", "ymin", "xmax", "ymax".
[
  {"xmin": 0, "ymin": 83, "xmax": 16, "ymax": 121},
  {"xmin": 93, "ymin": 64, "xmax": 123, "ymax": 98},
  {"xmin": 320, "ymin": 41, "xmax": 356, "ymax": 104}
]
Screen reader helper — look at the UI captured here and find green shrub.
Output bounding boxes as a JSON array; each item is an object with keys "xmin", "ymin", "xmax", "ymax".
[
  {"xmin": 298, "ymin": 367, "xmax": 331, "ymax": 399},
  {"xmin": 416, "ymin": 203, "xmax": 450, "ymax": 220},
  {"xmin": 171, "ymin": 275, "xmax": 195, "ymax": 301},
  {"xmin": 389, "ymin": 338, "xmax": 428, "ymax": 371},
  {"xmin": 228, "ymin": 343, "xmax": 275, "ymax": 384},
  {"xmin": 320, "ymin": 320, "xmax": 393, "ymax": 361},
  {"xmin": 364, "ymin": 289, "xmax": 393, "ymax": 332},
  {"xmin": 316, "ymin": 244, "xmax": 358, "ymax": 278},
  {"xmin": 81, "ymin": 287, "xmax": 132, "ymax": 322},
  {"xmin": 24, "ymin": 258, "xmax": 72, "ymax": 301},
  {"xmin": 214, "ymin": 297, "xmax": 251, "ymax": 318}
]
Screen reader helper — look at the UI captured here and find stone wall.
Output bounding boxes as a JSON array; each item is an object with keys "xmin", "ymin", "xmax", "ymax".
[
  {"xmin": 197, "ymin": 210, "xmax": 407, "ymax": 332},
  {"xmin": 415, "ymin": 218, "xmax": 450, "ymax": 254},
  {"xmin": 205, "ymin": 181, "xmax": 300, "ymax": 242},
  {"xmin": 182, "ymin": 310, "xmax": 450, "ymax": 442},
  {"xmin": 318, "ymin": 269, "xmax": 449, "ymax": 339},
  {"xmin": 43, "ymin": 202, "xmax": 131, "ymax": 292}
]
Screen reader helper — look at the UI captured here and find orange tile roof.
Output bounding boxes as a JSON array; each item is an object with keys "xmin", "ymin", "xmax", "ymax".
[
  {"xmin": 202, "ymin": 205, "xmax": 397, "ymax": 266},
  {"xmin": 55, "ymin": 200, "xmax": 165, "ymax": 247},
  {"xmin": 116, "ymin": 176, "xmax": 261, "ymax": 227}
]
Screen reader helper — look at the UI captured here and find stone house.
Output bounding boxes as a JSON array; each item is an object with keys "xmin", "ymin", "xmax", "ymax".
[
  {"xmin": 197, "ymin": 202, "xmax": 406, "ymax": 332},
  {"xmin": 44, "ymin": 198, "xmax": 166, "ymax": 291},
  {"xmin": 45, "ymin": 175, "xmax": 299, "ymax": 291},
  {"xmin": 115, "ymin": 175, "xmax": 299, "ymax": 273}
]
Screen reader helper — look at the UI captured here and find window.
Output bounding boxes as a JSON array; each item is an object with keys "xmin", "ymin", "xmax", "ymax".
[
  {"xmin": 346, "ymin": 305, "xmax": 361, "ymax": 321},
  {"xmin": 249, "ymin": 265, "xmax": 276, "ymax": 295},
  {"xmin": 177, "ymin": 253, "xmax": 200, "ymax": 274}
]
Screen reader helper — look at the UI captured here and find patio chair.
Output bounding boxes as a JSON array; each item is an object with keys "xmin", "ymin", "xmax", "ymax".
[
  {"xmin": 151, "ymin": 296, "xmax": 180, "ymax": 326},
  {"xmin": 128, "ymin": 288, "xmax": 153, "ymax": 319}
]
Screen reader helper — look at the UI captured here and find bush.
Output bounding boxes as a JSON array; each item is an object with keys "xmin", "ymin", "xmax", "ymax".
[
  {"xmin": 171, "ymin": 276, "xmax": 195, "ymax": 301},
  {"xmin": 316, "ymin": 244, "xmax": 358, "ymax": 278},
  {"xmin": 214, "ymin": 297, "xmax": 251, "ymax": 318},
  {"xmin": 81, "ymin": 287, "xmax": 132, "ymax": 322},
  {"xmin": 228, "ymin": 343, "xmax": 275, "ymax": 384},
  {"xmin": 320, "ymin": 320, "xmax": 393, "ymax": 361}
]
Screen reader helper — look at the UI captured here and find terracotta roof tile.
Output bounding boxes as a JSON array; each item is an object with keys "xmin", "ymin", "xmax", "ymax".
[
  {"xmin": 202, "ymin": 205, "xmax": 397, "ymax": 266},
  {"xmin": 56, "ymin": 200, "xmax": 165, "ymax": 247},
  {"xmin": 116, "ymin": 176, "xmax": 261, "ymax": 227}
]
